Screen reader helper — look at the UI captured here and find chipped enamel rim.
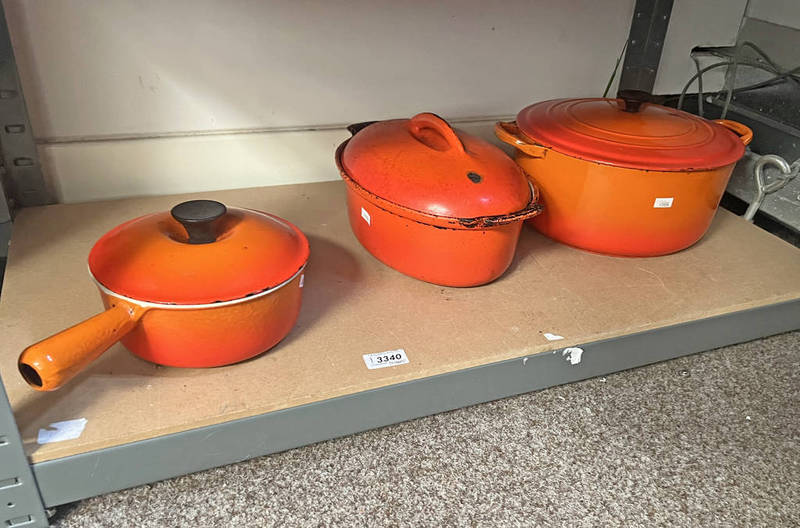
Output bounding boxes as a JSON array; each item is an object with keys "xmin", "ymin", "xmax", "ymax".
[
  {"xmin": 88, "ymin": 263, "xmax": 306, "ymax": 310},
  {"xmin": 335, "ymin": 140, "xmax": 543, "ymax": 229}
]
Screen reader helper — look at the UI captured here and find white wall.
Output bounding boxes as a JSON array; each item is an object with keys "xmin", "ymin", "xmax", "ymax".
[
  {"xmin": 4, "ymin": 0, "xmax": 747, "ymax": 202},
  {"xmin": 740, "ymin": 0, "xmax": 800, "ymax": 70},
  {"xmin": 746, "ymin": 0, "xmax": 800, "ymax": 29}
]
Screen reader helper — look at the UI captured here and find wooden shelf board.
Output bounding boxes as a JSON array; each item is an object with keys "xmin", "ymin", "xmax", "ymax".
[{"xmin": 1, "ymin": 181, "xmax": 799, "ymax": 463}]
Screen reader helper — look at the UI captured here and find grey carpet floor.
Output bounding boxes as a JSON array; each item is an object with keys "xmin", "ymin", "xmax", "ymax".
[{"xmin": 50, "ymin": 331, "xmax": 800, "ymax": 527}]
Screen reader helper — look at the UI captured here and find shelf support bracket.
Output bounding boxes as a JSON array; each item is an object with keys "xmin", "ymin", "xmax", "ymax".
[
  {"xmin": 0, "ymin": 374, "xmax": 48, "ymax": 528},
  {"xmin": 0, "ymin": 1, "xmax": 51, "ymax": 235},
  {"xmin": 618, "ymin": 0, "xmax": 674, "ymax": 96}
]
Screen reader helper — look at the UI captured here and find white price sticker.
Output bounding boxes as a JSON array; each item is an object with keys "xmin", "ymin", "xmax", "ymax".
[
  {"xmin": 363, "ymin": 349, "xmax": 408, "ymax": 370},
  {"xmin": 361, "ymin": 207, "xmax": 371, "ymax": 225},
  {"xmin": 37, "ymin": 418, "xmax": 88, "ymax": 444},
  {"xmin": 653, "ymin": 197, "xmax": 674, "ymax": 208}
]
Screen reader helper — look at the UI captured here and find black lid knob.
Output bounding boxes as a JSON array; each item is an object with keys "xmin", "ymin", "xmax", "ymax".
[
  {"xmin": 170, "ymin": 200, "xmax": 227, "ymax": 244},
  {"xmin": 616, "ymin": 89, "xmax": 651, "ymax": 113}
]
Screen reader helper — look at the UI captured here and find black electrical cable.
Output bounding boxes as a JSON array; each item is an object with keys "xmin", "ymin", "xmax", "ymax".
[
  {"xmin": 602, "ymin": 39, "xmax": 628, "ymax": 98},
  {"xmin": 676, "ymin": 60, "xmax": 800, "ymax": 111},
  {"xmin": 692, "ymin": 55, "xmax": 705, "ymax": 117},
  {"xmin": 729, "ymin": 64, "xmax": 800, "ymax": 93},
  {"xmin": 605, "ymin": 39, "xmax": 799, "ymax": 118},
  {"xmin": 716, "ymin": 41, "xmax": 799, "ymax": 119},
  {"xmin": 720, "ymin": 44, "xmax": 742, "ymax": 119},
  {"xmin": 677, "ymin": 61, "xmax": 733, "ymax": 110},
  {"xmin": 738, "ymin": 41, "xmax": 800, "ymax": 88}
]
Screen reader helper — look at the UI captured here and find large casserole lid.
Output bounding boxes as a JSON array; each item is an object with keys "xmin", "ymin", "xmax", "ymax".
[
  {"xmin": 516, "ymin": 98, "xmax": 749, "ymax": 171},
  {"xmin": 339, "ymin": 113, "xmax": 532, "ymax": 219},
  {"xmin": 88, "ymin": 200, "xmax": 309, "ymax": 305}
]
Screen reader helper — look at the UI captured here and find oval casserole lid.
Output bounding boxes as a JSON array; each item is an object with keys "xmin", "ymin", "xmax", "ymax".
[
  {"xmin": 88, "ymin": 200, "xmax": 310, "ymax": 305},
  {"xmin": 340, "ymin": 113, "xmax": 531, "ymax": 219},
  {"xmin": 516, "ymin": 98, "xmax": 746, "ymax": 171}
]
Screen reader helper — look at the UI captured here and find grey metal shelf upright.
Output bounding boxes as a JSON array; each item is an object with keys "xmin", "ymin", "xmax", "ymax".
[{"xmin": 1, "ymin": 2, "xmax": 799, "ymax": 527}]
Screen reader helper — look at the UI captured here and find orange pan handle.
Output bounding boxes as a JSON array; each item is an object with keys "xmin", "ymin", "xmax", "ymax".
[
  {"xmin": 18, "ymin": 300, "xmax": 144, "ymax": 391},
  {"xmin": 494, "ymin": 121, "xmax": 548, "ymax": 158},
  {"xmin": 408, "ymin": 112, "xmax": 466, "ymax": 154},
  {"xmin": 714, "ymin": 119, "xmax": 753, "ymax": 146}
]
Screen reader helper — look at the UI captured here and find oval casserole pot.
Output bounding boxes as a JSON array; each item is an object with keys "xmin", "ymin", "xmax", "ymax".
[{"xmin": 336, "ymin": 114, "xmax": 543, "ymax": 287}]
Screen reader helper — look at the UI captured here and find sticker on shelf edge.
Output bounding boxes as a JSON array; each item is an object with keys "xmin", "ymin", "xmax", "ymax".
[{"xmin": 562, "ymin": 347, "xmax": 584, "ymax": 365}]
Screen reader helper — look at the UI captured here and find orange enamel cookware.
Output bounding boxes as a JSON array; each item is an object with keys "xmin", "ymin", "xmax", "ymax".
[
  {"xmin": 336, "ymin": 112, "xmax": 542, "ymax": 287},
  {"xmin": 495, "ymin": 96, "xmax": 753, "ymax": 256},
  {"xmin": 18, "ymin": 200, "xmax": 309, "ymax": 391}
]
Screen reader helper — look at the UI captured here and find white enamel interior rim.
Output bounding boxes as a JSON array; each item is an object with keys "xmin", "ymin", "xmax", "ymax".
[{"xmin": 88, "ymin": 264, "xmax": 306, "ymax": 310}]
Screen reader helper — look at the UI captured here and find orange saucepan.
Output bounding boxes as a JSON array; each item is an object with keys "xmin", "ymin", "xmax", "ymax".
[
  {"xmin": 336, "ymin": 113, "xmax": 542, "ymax": 287},
  {"xmin": 495, "ymin": 96, "xmax": 753, "ymax": 257},
  {"xmin": 18, "ymin": 200, "xmax": 309, "ymax": 391}
]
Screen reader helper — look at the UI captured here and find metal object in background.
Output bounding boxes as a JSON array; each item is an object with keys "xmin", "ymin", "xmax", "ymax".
[
  {"xmin": 0, "ymin": 376, "xmax": 48, "ymax": 528},
  {"xmin": 0, "ymin": 3, "xmax": 49, "ymax": 211},
  {"xmin": 680, "ymin": 18, "xmax": 800, "ymax": 232},
  {"xmin": 690, "ymin": 98, "xmax": 800, "ymax": 233},
  {"xmin": 744, "ymin": 154, "xmax": 799, "ymax": 222},
  {"xmin": 618, "ymin": 0, "xmax": 674, "ymax": 95},
  {"xmin": 722, "ymin": 102, "xmax": 800, "ymax": 232},
  {"xmin": 676, "ymin": 89, "xmax": 800, "ymax": 233}
]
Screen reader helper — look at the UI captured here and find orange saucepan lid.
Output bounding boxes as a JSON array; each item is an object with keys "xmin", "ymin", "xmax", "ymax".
[
  {"xmin": 88, "ymin": 200, "xmax": 309, "ymax": 305},
  {"xmin": 340, "ymin": 113, "xmax": 534, "ymax": 222},
  {"xmin": 515, "ymin": 97, "xmax": 750, "ymax": 171}
]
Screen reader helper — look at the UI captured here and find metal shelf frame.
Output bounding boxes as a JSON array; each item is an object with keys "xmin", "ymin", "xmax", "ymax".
[
  {"xmin": 1, "ymin": 300, "xmax": 797, "ymax": 527},
  {"xmin": 1, "ymin": 2, "xmax": 797, "ymax": 528},
  {"xmin": 0, "ymin": 4, "xmax": 51, "ymax": 263}
]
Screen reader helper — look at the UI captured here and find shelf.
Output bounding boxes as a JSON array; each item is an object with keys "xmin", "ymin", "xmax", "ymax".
[{"xmin": 1, "ymin": 180, "xmax": 800, "ymax": 507}]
